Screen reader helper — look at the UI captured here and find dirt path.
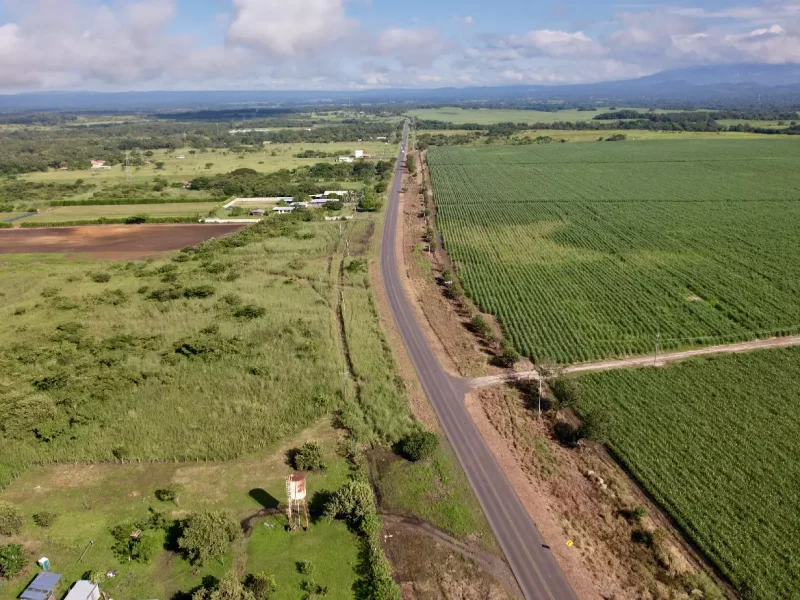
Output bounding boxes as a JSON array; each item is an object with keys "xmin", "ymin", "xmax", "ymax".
[{"xmin": 470, "ymin": 334, "xmax": 800, "ymax": 388}]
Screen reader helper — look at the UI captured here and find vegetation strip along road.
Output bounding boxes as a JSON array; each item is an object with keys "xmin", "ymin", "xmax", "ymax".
[{"xmin": 381, "ymin": 125, "xmax": 578, "ymax": 600}]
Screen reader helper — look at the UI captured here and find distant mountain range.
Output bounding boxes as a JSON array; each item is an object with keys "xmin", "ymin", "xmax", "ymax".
[{"xmin": 0, "ymin": 64, "xmax": 798, "ymax": 111}]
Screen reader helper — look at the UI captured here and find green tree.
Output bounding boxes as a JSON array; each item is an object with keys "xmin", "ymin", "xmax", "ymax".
[
  {"xmin": 358, "ymin": 189, "xmax": 383, "ymax": 212},
  {"xmin": 0, "ymin": 543, "xmax": 25, "ymax": 578},
  {"xmin": 155, "ymin": 161, "xmax": 166, "ymax": 170},
  {"xmin": 497, "ymin": 339, "xmax": 520, "ymax": 368},
  {"xmin": 132, "ymin": 530, "xmax": 161, "ymax": 564},
  {"xmin": 406, "ymin": 155, "xmax": 415, "ymax": 174},
  {"xmin": 324, "ymin": 477, "xmax": 376, "ymax": 527},
  {"xmin": 179, "ymin": 510, "xmax": 241, "ymax": 565},
  {"xmin": 0, "ymin": 501, "xmax": 24, "ymax": 535},
  {"xmin": 291, "ymin": 442, "xmax": 326, "ymax": 471},
  {"xmin": 244, "ymin": 572, "xmax": 277, "ymax": 600},
  {"xmin": 577, "ymin": 408, "xmax": 611, "ymax": 443},
  {"xmin": 397, "ymin": 431, "xmax": 438, "ymax": 462},
  {"xmin": 193, "ymin": 571, "xmax": 255, "ymax": 600}
]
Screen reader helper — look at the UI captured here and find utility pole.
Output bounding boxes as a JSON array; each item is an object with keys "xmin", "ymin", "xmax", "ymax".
[{"xmin": 654, "ymin": 332, "xmax": 661, "ymax": 366}]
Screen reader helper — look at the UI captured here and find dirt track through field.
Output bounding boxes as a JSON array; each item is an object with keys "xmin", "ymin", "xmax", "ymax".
[
  {"xmin": 469, "ymin": 335, "xmax": 800, "ymax": 388},
  {"xmin": 0, "ymin": 224, "xmax": 246, "ymax": 259}
]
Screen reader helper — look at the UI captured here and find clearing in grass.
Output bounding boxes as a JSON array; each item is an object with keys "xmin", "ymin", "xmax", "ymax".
[
  {"xmin": 572, "ymin": 348, "xmax": 800, "ymax": 600},
  {"xmin": 428, "ymin": 139, "xmax": 800, "ymax": 362}
]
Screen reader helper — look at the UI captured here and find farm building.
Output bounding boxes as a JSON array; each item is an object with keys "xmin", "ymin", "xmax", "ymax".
[
  {"xmin": 354, "ymin": 150, "xmax": 364, "ymax": 159},
  {"xmin": 324, "ymin": 191, "xmax": 348, "ymax": 197},
  {"xmin": 20, "ymin": 572, "xmax": 61, "ymax": 600},
  {"xmin": 63, "ymin": 581, "xmax": 100, "ymax": 600},
  {"xmin": 338, "ymin": 156, "xmax": 354, "ymax": 163},
  {"xmin": 90, "ymin": 160, "xmax": 105, "ymax": 167},
  {"xmin": 249, "ymin": 209, "xmax": 266, "ymax": 216},
  {"xmin": 273, "ymin": 206, "xmax": 295, "ymax": 214},
  {"xmin": 309, "ymin": 198, "xmax": 329, "ymax": 207}
]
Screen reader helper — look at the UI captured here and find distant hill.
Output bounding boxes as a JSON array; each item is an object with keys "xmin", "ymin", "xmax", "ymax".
[{"xmin": 0, "ymin": 63, "xmax": 798, "ymax": 111}]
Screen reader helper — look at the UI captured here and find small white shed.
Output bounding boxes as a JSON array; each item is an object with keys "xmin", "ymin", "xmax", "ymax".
[{"xmin": 64, "ymin": 581, "xmax": 100, "ymax": 600}]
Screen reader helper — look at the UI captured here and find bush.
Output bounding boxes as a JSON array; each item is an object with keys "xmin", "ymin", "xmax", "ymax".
[
  {"xmin": 577, "ymin": 408, "xmax": 611, "ymax": 443},
  {"xmin": 344, "ymin": 258, "xmax": 367, "ymax": 274},
  {"xmin": 155, "ymin": 484, "xmax": 183, "ymax": 505},
  {"xmin": 0, "ymin": 543, "xmax": 25, "ymax": 578},
  {"xmin": 323, "ymin": 200, "xmax": 343, "ymax": 211},
  {"xmin": 0, "ymin": 501, "xmax": 24, "ymax": 535},
  {"xmin": 396, "ymin": 431, "xmax": 438, "ymax": 462},
  {"xmin": 291, "ymin": 442, "xmax": 326, "ymax": 471},
  {"xmin": 178, "ymin": 510, "xmax": 241, "ymax": 565},
  {"xmin": 131, "ymin": 530, "xmax": 161, "ymax": 564},
  {"xmin": 234, "ymin": 304, "xmax": 266, "ymax": 319},
  {"xmin": 90, "ymin": 272, "xmax": 111, "ymax": 283},
  {"xmin": 148, "ymin": 286, "xmax": 184, "ymax": 302},
  {"xmin": 471, "ymin": 315, "xmax": 493, "ymax": 339},
  {"xmin": 124, "ymin": 214, "xmax": 150, "ymax": 224},
  {"xmin": 183, "ymin": 284, "xmax": 216, "ymax": 299},
  {"xmin": 297, "ymin": 559, "xmax": 314, "ymax": 575},
  {"xmin": 83, "ymin": 570, "xmax": 106, "ymax": 585},
  {"xmin": 244, "ymin": 572, "xmax": 277, "ymax": 599},
  {"xmin": 324, "ymin": 477, "xmax": 376, "ymax": 527},
  {"xmin": 496, "ymin": 339, "xmax": 520, "ymax": 368},
  {"xmin": 549, "ymin": 376, "xmax": 579, "ymax": 410},
  {"xmin": 32, "ymin": 511, "xmax": 57, "ymax": 528}
]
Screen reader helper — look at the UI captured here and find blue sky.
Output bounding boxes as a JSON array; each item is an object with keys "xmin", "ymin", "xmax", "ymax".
[{"xmin": 0, "ymin": 0, "xmax": 798, "ymax": 91}]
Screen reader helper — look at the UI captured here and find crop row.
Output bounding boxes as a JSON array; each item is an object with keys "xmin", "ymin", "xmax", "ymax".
[{"xmin": 575, "ymin": 348, "xmax": 800, "ymax": 599}]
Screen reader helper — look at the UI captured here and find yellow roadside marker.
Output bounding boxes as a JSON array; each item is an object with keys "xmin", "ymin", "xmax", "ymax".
[{"xmin": 566, "ymin": 540, "xmax": 574, "ymax": 547}]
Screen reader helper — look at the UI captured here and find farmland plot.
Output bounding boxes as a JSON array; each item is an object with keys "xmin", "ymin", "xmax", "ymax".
[
  {"xmin": 574, "ymin": 348, "xmax": 800, "ymax": 600},
  {"xmin": 428, "ymin": 140, "xmax": 800, "ymax": 363}
]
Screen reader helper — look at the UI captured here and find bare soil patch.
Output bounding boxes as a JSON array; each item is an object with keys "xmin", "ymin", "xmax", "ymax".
[
  {"xmin": 400, "ymin": 150, "xmax": 503, "ymax": 378},
  {"xmin": 382, "ymin": 515, "xmax": 516, "ymax": 600},
  {"xmin": 468, "ymin": 387, "xmax": 715, "ymax": 600},
  {"xmin": 0, "ymin": 223, "xmax": 245, "ymax": 259}
]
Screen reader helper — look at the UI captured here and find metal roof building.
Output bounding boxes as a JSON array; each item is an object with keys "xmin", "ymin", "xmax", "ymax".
[
  {"xmin": 20, "ymin": 573, "xmax": 61, "ymax": 600},
  {"xmin": 64, "ymin": 580, "xmax": 100, "ymax": 600}
]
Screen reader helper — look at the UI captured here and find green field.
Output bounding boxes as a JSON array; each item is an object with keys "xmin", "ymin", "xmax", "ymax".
[
  {"xmin": 407, "ymin": 106, "xmax": 662, "ymax": 125},
  {"xmin": 0, "ymin": 422, "xmax": 359, "ymax": 600},
  {"xmin": 24, "ymin": 202, "xmax": 221, "ymax": 222},
  {"xmin": 428, "ymin": 139, "xmax": 800, "ymax": 362},
  {"xmin": 22, "ymin": 142, "xmax": 394, "ymax": 188},
  {"xmin": 573, "ymin": 348, "xmax": 800, "ymax": 599}
]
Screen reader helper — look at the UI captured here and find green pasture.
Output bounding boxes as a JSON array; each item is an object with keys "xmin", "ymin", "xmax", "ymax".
[
  {"xmin": 24, "ymin": 202, "xmax": 221, "ymax": 222},
  {"xmin": 0, "ymin": 422, "xmax": 356, "ymax": 600},
  {"xmin": 407, "ymin": 106, "xmax": 665, "ymax": 125}
]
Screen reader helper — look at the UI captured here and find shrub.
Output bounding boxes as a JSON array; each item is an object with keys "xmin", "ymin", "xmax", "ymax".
[
  {"xmin": 32, "ymin": 511, "xmax": 57, "ymax": 528},
  {"xmin": 291, "ymin": 442, "xmax": 326, "ymax": 471},
  {"xmin": 0, "ymin": 543, "xmax": 25, "ymax": 578},
  {"xmin": 496, "ymin": 339, "xmax": 521, "ymax": 368},
  {"xmin": 155, "ymin": 484, "xmax": 183, "ymax": 505},
  {"xmin": 83, "ymin": 570, "xmax": 106, "ymax": 585},
  {"xmin": 297, "ymin": 559, "xmax": 314, "ymax": 575},
  {"xmin": 178, "ymin": 510, "xmax": 241, "ymax": 565},
  {"xmin": 550, "ymin": 376, "xmax": 579, "ymax": 410},
  {"xmin": 396, "ymin": 431, "xmax": 438, "ymax": 462},
  {"xmin": 234, "ymin": 304, "xmax": 266, "ymax": 319},
  {"xmin": 184, "ymin": 284, "xmax": 216, "ymax": 299},
  {"xmin": 148, "ymin": 286, "xmax": 184, "ymax": 302},
  {"xmin": 344, "ymin": 258, "xmax": 367, "ymax": 274},
  {"xmin": 90, "ymin": 272, "xmax": 111, "ymax": 283},
  {"xmin": 124, "ymin": 214, "xmax": 150, "ymax": 224},
  {"xmin": 0, "ymin": 501, "xmax": 24, "ymax": 535},
  {"xmin": 244, "ymin": 572, "xmax": 277, "ymax": 599},
  {"xmin": 445, "ymin": 280, "xmax": 464, "ymax": 301},
  {"xmin": 131, "ymin": 530, "xmax": 161, "ymax": 564},
  {"xmin": 471, "ymin": 315, "xmax": 493, "ymax": 339},
  {"xmin": 324, "ymin": 477, "xmax": 376, "ymax": 527},
  {"xmin": 577, "ymin": 408, "xmax": 611, "ymax": 443}
]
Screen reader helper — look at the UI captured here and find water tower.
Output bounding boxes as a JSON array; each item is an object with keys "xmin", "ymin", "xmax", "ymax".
[{"xmin": 286, "ymin": 472, "xmax": 309, "ymax": 531}]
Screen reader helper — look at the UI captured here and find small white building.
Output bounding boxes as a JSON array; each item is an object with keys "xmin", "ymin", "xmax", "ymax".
[
  {"xmin": 354, "ymin": 150, "xmax": 364, "ymax": 159},
  {"xmin": 249, "ymin": 209, "xmax": 266, "ymax": 216},
  {"xmin": 338, "ymin": 156, "xmax": 354, "ymax": 163},
  {"xmin": 310, "ymin": 198, "xmax": 329, "ymax": 207},
  {"xmin": 273, "ymin": 206, "xmax": 295, "ymax": 214},
  {"xmin": 64, "ymin": 581, "xmax": 100, "ymax": 600},
  {"xmin": 324, "ymin": 191, "xmax": 349, "ymax": 197}
]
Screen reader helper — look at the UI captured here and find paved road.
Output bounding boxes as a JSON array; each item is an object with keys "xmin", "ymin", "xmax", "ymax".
[
  {"xmin": 470, "ymin": 334, "xmax": 800, "ymax": 389},
  {"xmin": 379, "ymin": 126, "xmax": 579, "ymax": 600}
]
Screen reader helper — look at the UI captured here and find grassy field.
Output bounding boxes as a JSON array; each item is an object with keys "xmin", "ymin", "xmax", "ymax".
[
  {"xmin": 428, "ymin": 139, "xmax": 800, "ymax": 363},
  {"xmin": 24, "ymin": 202, "xmax": 222, "ymax": 222},
  {"xmin": 0, "ymin": 421, "xmax": 358, "ymax": 600},
  {"xmin": 573, "ymin": 348, "xmax": 800, "ymax": 600},
  {"xmin": 407, "ymin": 107, "xmax": 662, "ymax": 125},
  {"xmin": 22, "ymin": 142, "xmax": 395, "ymax": 189}
]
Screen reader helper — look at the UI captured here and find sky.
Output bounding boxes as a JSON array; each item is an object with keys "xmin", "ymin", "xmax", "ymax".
[{"xmin": 0, "ymin": 0, "xmax": 798, "ymax": 92}]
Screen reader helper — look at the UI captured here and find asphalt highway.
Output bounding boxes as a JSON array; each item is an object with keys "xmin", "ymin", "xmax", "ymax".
[{"xmin": 379, "ymin": 126, "xmax": 579, "ymax": 600}]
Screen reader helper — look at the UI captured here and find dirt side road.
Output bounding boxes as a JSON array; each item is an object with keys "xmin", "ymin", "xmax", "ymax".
[
  {"xmin": 0, "ymin": 224, "xmax": 245, "ymax": 258},
  {"xmin": 470, "ymin": 334, "xmax": 800, "ymax": 388}
]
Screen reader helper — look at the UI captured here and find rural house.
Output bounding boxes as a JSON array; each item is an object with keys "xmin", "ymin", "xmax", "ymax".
[{"xmin": 63, "ymin": 580, "xmax": 101, "ymax": 600}]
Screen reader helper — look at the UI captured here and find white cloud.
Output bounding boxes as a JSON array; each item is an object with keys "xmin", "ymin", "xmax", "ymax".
[
  {"xmin": 451, "ymin": 15, "xmax": 474, "ymax": 25},
  {"xmin": 505, "ymin": 29, "xmax": 606, "ymax": 57},
  {"xmin": 377, "ymin": 27, "xmax": 454, "ymax": 68},
  {"xmin": 226, "ymin": 0, "xmax": 356, "ymax": 57}
]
